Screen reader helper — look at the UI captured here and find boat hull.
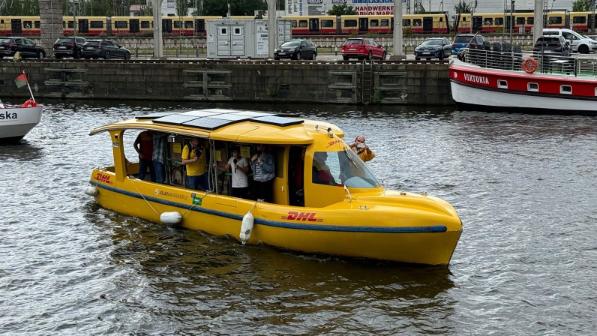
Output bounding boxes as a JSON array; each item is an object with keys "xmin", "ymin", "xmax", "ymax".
[
  {"xmin": 0, "ymin": 105, "xmax": 42, "ymax": 142},
  {"xmin": 451, "ymin": 80, "xmax": 597, "ymax": 113},
  {"xmin": 449, "ymin": 58, "xmax": 597, "ymax": 114},
  {"xmin": 90, "ymin": 170, "xmax": 462, "ymax": 266}
]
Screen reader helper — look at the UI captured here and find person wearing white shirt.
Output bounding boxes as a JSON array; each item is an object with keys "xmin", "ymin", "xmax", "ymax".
[{"xmin": 225, "ymin": 148, "xmax": 250, "ymax": 198}]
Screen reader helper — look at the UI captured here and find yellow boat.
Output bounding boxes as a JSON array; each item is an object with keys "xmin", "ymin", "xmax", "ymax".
[{"xmin": 87, "ymin": 109, "xmax": 462, "ymax": 265}]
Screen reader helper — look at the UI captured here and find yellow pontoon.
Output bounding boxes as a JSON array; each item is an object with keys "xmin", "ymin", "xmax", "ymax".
[{"xmin": 87, "ymin": 109, "xmax": 462, "ymax": 265}]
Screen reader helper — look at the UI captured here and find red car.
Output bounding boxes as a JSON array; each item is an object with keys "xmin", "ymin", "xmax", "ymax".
[{"xmin": 341, "ymin": 38, "xmax": 386, "ymax": 61}]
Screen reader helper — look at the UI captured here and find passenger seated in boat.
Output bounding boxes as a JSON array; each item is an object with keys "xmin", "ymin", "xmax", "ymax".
[
  {"xmin": 181, "ymin": 138, "xmax": 208, "ymax": 191},
  {"xmin": 251, "ymin": 145, "xmax": 275, "ymax": 202},
  {"xmin": 312, "ymin": 152, "xmax": 336, "ymax": 185},
  {"xmin": 133, "ymin": 130, "xmax": 154, "ymax": 181},
  {"xmin": 224, "ymin": 147, "xmax": 250, "ymax": 199}
]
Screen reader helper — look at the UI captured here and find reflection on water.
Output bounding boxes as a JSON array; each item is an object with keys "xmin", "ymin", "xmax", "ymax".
[{"xmin": 1, "ymin": 101, "xmax": 596, "ymax": 334}]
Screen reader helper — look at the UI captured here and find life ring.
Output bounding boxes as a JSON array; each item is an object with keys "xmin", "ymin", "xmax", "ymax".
[
  {"xmin": 521, "ymin": 57, "xmax": 538, "ymax": 74},
  {"xmin": 21, "ymin": 99, "xmax": 37, "ymax": 108}
]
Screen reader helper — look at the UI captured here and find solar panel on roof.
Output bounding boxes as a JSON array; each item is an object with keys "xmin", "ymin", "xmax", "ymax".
[
  {"xmin": 182, "ymin": 110, "xmax": 223, "ymax": 117},
  {"xmin": 136, "ymin": 112, "xmax": 174, "ymax": 120},
  {"xmin": 212, "ymin": 113, "xmax": 252, "ymax": 121},
  {"xmin": 252, "ymin": 115, "xmax": 304, "ymax": 126},
  {"xmin": 183, "ymin": 117, "xmax": 237, "ymax": 130},
  {"xmin": 234, "ymin": 111, "xmax": 274, "ymax": 117},
  {"xmin": 153, "ymin": 114, "xmax": 198, "ymax": 125}
]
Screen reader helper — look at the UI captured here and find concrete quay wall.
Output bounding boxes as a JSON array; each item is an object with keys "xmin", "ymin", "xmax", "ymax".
[{"xmin": 0, "ymin": 60, "xmax": 453, "ymax": 105}]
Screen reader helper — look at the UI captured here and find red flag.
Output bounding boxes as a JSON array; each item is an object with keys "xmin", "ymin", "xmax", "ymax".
[{"xmin": 15, "ymin": 72, "xmax": 28, "ymax": 88}]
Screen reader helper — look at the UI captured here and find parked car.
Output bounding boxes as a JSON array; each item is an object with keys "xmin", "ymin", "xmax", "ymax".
[
  {"xmin": 53, "ymin": 36, "xmax": 87, "ymax": 59},
  {"xmin": 542, "ymin": 28, "xmax": 597, "ymax": 54},
  {"xmin": 341, "ymin": 38, "xmax": 386, "ymax": 61},
  {"xmin": 274, "ymin": 39, "xmax": 317, "ymax": 60},
  {"xmin": 414, "ymin": 37, "xmax": 452, "ymax": 60},
  {"xmin": 452, "ymin": 34, "xmax": 489, "ymax": 55},
  {"xmin": 0, "ymin": 37, "xmax": 45, "ymax": 59},
  {"xmin": 81, "ymin": 39, "xmax": 131, "ymax": 60},
  {"xmin": 533, "ymin": 36, "xmax": 571, "ymax": 56}
]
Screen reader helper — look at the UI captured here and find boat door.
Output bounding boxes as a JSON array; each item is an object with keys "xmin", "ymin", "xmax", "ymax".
[
  {"xmin": 216, "ymin": 25, "xmax": 231, "ymax": 57},
  {"xmin": 358, "ymin": 17, "xmax": 368, "ymax": 32},
  {"xmin": 11, "ymin": 19, "xmax": 22, "ymax": 35},
  {"xmin": 230, "ymin": 26, "xmax": 245, "ymax": 57},
  {"xmin": 129, "ymin": 19, "xmax": 140, "ymax": 33},
  {"xmin": 288, "ymin": 146, "xmax": 305, "ymax": 207},
  {"xmin": 78, "ymin": 19, "xmax": 89, "ymax": 33},
  {"xmin": 423, "ymin": 16, "xmax": 433, "ymax": 33}
]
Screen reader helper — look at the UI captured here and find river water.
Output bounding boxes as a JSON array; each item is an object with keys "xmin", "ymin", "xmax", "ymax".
[{"xmin": 1, "ymin": 101, "xmax": 596, "ymax": 335}]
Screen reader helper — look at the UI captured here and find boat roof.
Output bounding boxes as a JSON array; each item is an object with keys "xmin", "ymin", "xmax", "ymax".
[{"xmin": 90, "ymin": 108, "xmax": 344, "ymax": 145}]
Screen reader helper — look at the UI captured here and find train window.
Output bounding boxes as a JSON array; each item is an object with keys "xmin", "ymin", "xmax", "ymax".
[
  {"xmin": 549, "ymin": 16, "xmax": 563, "ymax": 25},
  {"xmin": 90, "ymin": 21, "xmax": 103, "ymax": 29},
  {"xmin": 299, "ymin": 20, "xmax": 308, "ymax": 27},
  {"xmin": 370, "ymin": 19, "xmax": 379, "ymax": 27},
  {"xmin": 413, "ymin": 19, "xmax": 422, "ymax": 27},
  {"xmin": 1, "ymin": 20, "xmax": 3, "ymax": 24},
  {"xmin": 291, "ymin": 21, "xmax": 297, "ymax": 28},
  {"xmin": 67, "ymin": 21, "xmax": 74, "ymax": 29},
  {"xmin": 439, "ymin": 17, "xmax": 443, "ymax": 22},
  {"xmin": 495, "ymin": 18, "xmax": 504, "ymax": 25},
  {"xmin": 463, "ymin": 17, "xmax": 467, "ymax": 22},
  {"xmin": 185, "ymin": 21, "xmax": 193, "ymax": 28},
  {"xmin": 115, "ymin": 21, "xmax": 128, "ymax": 29},
  {"xmin": 34, "ymin": 21, "xmax": 40, "ymax": 28},
  {"xmin": 483, "ymin": 18, "xmax": 493, "ymax": 25},
  {"xmin": 141, "ymin": 21, "xmax": 150, "ymax": 29},
  {"xmin": 174, "ymin": 21, "xmax": 182, "ymax": 28},
  {"xmin": 573, "ymin": 16, "xmax": 587, "ymax": 24},
  {"xmin": 344, "ymin": 19, "xmax": 357, "ymax": 27},
  {"xmin": 381, "ymin": 19, "xmax": 389, "ymax": 26},
  {"xmin": 402, "ymin": 19, "xmax": 411, "ymax": 27},
  {"xmin": 23, "ymin": 21, "xmax": 32, "ymax": 29},
  {"xmin": 527, "ymin": 17, "xmax": 534, "ymax": 24},
  {"xmin": 322, "ymin": 19, "xmax": 334, "ymax": 28},
  {"xmin": 516, "ymin": 17, "xmax": 525, "ymax": 25}
]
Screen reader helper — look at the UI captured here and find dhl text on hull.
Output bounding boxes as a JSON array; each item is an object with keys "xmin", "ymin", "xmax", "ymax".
[{"xmin": 86, "ymin": 109, "xmax": 462, "ymax": 265}]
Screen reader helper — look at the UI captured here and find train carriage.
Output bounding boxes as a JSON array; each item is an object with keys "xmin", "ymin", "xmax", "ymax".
[
  {"xmin": 570, "ymin": 11, "xmax": 595, "ymax": 32},
  {"xmin": 0, "ymin": 16, "xmax": 40, "ymax": 36},
  {"xmin": 63, "ymin": 16, "xmax": 107, "ymax": 36}
]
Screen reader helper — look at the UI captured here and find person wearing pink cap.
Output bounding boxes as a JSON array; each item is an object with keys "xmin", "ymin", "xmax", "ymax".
[{"xmin": 350, "ymin": 135, "xmax": 375, "ymax": 162}]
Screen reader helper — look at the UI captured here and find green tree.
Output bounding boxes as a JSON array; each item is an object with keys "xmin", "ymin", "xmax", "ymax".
[
  {"xmin": 454, "ymin": 0, "xmax": 472, "ymax": 14},
  {"xmin": 203, "ymin": 0, "xmax": 266, "ymax": 17},
  {"xmin": 572, "ymin": 0, "xmax": 592, "ymax": 11},
  {"xmin": 327, "ymin": 4, "xmax": 356, "ymax": 16}
]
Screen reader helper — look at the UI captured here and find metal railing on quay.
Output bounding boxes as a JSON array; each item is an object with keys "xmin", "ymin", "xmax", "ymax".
[{"xmin": 462, "ymin": 48, "xmax": 597, "ymax": 78}]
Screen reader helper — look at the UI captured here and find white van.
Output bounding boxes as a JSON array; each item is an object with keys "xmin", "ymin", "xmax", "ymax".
[{"xmin": 542, "ymin": 28, "xmax": 597, "ymax": 54}]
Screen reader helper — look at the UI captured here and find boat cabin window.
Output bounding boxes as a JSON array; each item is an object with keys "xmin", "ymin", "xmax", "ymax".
[
  {"xmin": 312, "ymin": 150, "xmax": 379, "ymax": 189},
  {"xmin": 498, "ymin": 80, "xmax": 508, "ymax": 89},
  {"xmin": 527, "ymin": 82, "xmax": 539, "ymax": 92},
  {"xmin": 560, "ymin": 85, "xmax": 572, "ymax": 95}
]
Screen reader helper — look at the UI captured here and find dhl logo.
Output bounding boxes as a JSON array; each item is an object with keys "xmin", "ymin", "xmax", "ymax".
[
  {"xmin": 283, "ymin": 211, "xmax": 322, "ymax": 222},
  {"xmin": 95, "ymin": 172, "xmax": 112, "ymax": 184}
]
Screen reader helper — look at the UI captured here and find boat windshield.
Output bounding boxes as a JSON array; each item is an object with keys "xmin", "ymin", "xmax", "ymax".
[{"xmin": 312, "ymin": 150, "xmax": 380, "ymax": 188}]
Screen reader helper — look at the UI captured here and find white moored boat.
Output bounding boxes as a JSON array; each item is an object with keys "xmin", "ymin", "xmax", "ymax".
[
  {"xmin": 450, "ymin": 48, "xmax": 597, "ymax": 114},
  {"xmin": 0, "ymin": 101, "xmax": 43, "ymax": 143}
]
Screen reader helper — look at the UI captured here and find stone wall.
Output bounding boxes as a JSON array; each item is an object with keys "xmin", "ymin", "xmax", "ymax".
[{"xmin": 0, "ymin": 60, "xmax": 453, "ymax": 105}]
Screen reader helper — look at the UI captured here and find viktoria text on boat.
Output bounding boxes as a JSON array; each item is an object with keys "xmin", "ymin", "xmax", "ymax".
[{"xmin": 86, "ymin": 109, "xmax": 462, "ymax": 265}]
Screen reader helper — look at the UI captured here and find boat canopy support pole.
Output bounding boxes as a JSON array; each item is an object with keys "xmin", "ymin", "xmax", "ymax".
[{"xmin": 109, "ymin": 130, "xmax": 127, "ymax": 182}]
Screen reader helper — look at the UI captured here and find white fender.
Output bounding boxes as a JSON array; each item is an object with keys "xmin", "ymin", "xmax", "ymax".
[
  {"xmin": 160, "ymin": 212, "xmax": 182, "ymax": 225},
  {"xmin": 239, "ymin": 211, "xmax": 254, "ymax": 245},
  {"xmin": 84, "ymin": 186, "xmax": 98, "ymax": 196}
]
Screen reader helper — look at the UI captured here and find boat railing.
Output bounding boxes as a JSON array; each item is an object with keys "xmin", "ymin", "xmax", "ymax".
[{"xmin": 460, "ymin": 48, "xmax": 597, "ymax": 78}]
